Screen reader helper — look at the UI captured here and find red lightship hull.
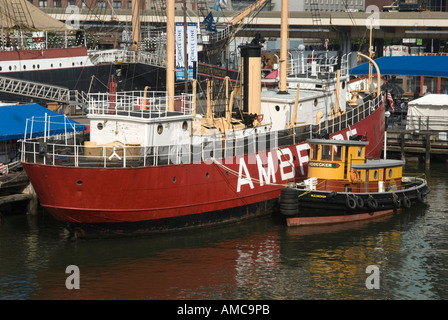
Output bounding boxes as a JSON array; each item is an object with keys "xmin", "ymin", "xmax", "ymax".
[{"xmin": 21, "ymin": 100, "xmax": 385, "ymax": 237}]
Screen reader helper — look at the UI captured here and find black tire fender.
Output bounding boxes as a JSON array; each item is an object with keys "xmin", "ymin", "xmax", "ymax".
[
  {"xmin": 367, "ymin": 196, "xmax": 378, "ymax": 209},
  {"xmin": 346, "ymin": 195, "xmax": 357, "ymax": 209}
]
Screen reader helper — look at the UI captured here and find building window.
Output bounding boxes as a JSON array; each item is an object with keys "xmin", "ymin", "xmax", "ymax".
[
  {"xmin": 53, "ymin": 0, "xmax": 62, "ymax": 7},
  {"xmin": 68, "ymin": 0, "xmax": 76, "ymax": 6},
  {"xmin": 128, "ymin": 1, "xmax": 133, "ymax": 9},
  {"xmin": 112, "ymin": 1, "xmax": 122, "ymax": 9},
  {"xmin": 39, "ymin": 0, "xmax": 47, "ymax": 7},
  {"xmin": 98, "ymin": 1, "xmax": 106, "ymax": 8}
]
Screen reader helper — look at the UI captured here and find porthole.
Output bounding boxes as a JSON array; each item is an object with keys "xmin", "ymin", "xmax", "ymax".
[
  {"xmin": 172, "ymin": 177, "xmax": 176, "ymax": 183},
  {"xmin": 76, "ymin": 180, "xmax": 83, "ymax": 185},
  {"xmin": 388, "ymin": 169, "xmax": 392, "ymax": 178},
  {"xmin": 275, "ymin": 105, "xmax": 280, "ymax": 112},
  {"xmin": 373, "ymin": 170, "xmax": 378, "ymax": 179},
  {"xmin": 182, "ymin": 121, "xmax": 188, "ymax": 131},
  {"xmin": 33, "ymin": 65, "xmax": 36, "ymax": 69},
  {"xmin": 206, "ymin": 172, "xmax": 209, "ymax": 178},
  {"xmin": 342, "ymin": 81, "xmax": 346, "ymax": 89},
  {"xmin": 51, "ymin": 64, "xmax": 53, "ymax": 68},
  {"xmin": 37, "ymin": 64, "xmax": 40, "ymax": 69},
  {"xmin": 157, "ymin": 124, "xmax": 163, "ymax": 135},
  {"xmin": 59, "ymin": 63, "xmax": 62, "ymax": 67},
  {"xmin": 9, "ymin": 66, "xmax": 11, "ymax": 71},
  {"xmin": 97, "ymin": 122, "xmax": 104, "ymax": 130},
  {"xmin": 23, "ymin": 65, "xmax": 26, "ymax": 70},
  {"xmin": 313, "ymin": 99, "xmax": 318, "ymax": 107}
]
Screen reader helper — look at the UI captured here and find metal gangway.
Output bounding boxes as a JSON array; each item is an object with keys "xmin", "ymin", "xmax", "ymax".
[{"xmin": 0, "ymin": 75, "xmax": 89, "ymax": 111}]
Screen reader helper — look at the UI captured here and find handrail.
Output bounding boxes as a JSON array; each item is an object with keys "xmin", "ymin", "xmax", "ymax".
[{"xmin": 21, "ymin": 93, "xmax": 384, "ymax": 169}]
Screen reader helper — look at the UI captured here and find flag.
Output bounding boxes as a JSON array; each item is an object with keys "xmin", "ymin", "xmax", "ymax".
[
  {"xmin": 213, "ymin": 0, "xmax": 221, "ymax": 22},
  {"xmin": 203, "ymin": 12, "xmax": 217, "ymax": 32},
  {"xmin": 387, "ymin": 91, "xmax": 394, "ymax": 113}
]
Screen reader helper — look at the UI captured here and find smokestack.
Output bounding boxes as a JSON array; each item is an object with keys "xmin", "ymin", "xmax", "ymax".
[{"xmin": 239, "ymin": 34, "xmax": 264, "ymax": 115}]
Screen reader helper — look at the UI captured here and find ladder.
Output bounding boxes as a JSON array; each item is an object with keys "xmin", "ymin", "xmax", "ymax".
[
  {"xmin": 0, "ymin": 76, "xmax": 88, "ymax": 111},
  {"xmin": 10, "ymin": 0, "xmax": 29, "ymax": 26},
  {"xmin": 309, "ymin": 1, "xmax": 323, "ymax": 32}
]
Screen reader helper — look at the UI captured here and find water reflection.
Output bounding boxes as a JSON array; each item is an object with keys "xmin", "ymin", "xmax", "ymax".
[{"xmin": 1, "ymin": 162, "xmax": 447, "ymax": 300}]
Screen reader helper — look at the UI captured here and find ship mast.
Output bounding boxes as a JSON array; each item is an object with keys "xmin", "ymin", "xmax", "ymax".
[
  {"xmin": 131, "ymin": 0, "xmax": 140, "ymax": 51},
  {"xmin": 167, "ymin": 0, "xmax": 175, "ymax": 110},
  {"xmin": 278, "ymin": 0, "xmax": 288, "ymax": 94}
]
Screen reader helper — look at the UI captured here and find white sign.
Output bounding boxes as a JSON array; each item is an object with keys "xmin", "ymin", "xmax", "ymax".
[{"xmin": 176, "ymin": 22, "xmax": 197, "ymax": 81}]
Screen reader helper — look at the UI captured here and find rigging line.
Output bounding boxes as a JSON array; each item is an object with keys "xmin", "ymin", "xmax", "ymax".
[
  {"xmin": 341, "ymin": 0, "xmax": 369, "ymax": 53},
  {"xmin": 212, "ymin": 158, "xmax": 251, "ymax": 205},
  {"xmin": 210, "ymin": 157, "xmax": 287, "ymax": 187}
]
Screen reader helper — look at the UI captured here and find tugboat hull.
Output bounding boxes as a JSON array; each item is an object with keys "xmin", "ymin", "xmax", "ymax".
[{"xmin": 280, "ymin": 177, "xmax": 430, "ymax": 227}]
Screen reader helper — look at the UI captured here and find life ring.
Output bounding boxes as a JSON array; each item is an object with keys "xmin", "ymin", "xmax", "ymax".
[
  {"xmin": 346, "ymin": 195, "xmax": 357, "ymax": 209},
  {"xmin": 350, "ymin": 169, "xmax": 360, "ymax": 183},
  {"xmin": 403, "ymin": 196, "xmax": 411, "ymax": 208},
  {"xmin": 257, "ymin": 114, "xmax": 264, "ymax": 122},
  {"xmin": 367, "ymin": 196, "xmax": 378, "ymax": 209}
]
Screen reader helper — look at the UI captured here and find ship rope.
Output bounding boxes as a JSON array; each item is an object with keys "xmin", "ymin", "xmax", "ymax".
[{"xmin": 210, "ymin": 157, "xmax": 288, "ymax": 187}]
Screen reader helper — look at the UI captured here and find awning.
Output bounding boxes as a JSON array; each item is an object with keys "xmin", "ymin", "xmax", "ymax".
[
  {"xmin": 0, "ymin": 0, "xmax": 73, "ymax": 31},
  {"xmin": 350, "ymin": 56, "xmax": 448, "ymax": 78},
  {"xmin": 406, "ymin": 94, "xmax": 448, "ymax": 131},
  {"xmin": 0, "ymin": 104, "xmax": 86, "ymax": 141}
]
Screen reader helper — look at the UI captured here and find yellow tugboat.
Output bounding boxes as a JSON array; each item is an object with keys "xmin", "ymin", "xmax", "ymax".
[{"xmin": 280, "ymin": 139, "xmax": 430, "ymax": 227}]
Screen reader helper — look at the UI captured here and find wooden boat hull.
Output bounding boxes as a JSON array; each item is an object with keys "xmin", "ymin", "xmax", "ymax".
[{"xmin": 280, "ymin": 177, "xmax": 430, "ymax": 227}]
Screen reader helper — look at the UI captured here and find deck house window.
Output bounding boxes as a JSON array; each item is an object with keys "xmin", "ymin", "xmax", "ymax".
[
  {"xmin": 321, "ymin": 145, "xmax": 332, "ymax": 160},
  {"xmin": 311, "ymin": 144, "xmax": 318, "ymax": 160},
  {"xmin": 333, "ymin": 145, "xmax": 342, "ymax": 160}
]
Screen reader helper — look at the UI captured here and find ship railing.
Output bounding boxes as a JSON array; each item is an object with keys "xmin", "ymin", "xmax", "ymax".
[
  {"xmin": 87, "ymin": 91, "xmax": 194, "ymax": 118},
  {"xmin": 21, "ymin": 129, "xmax": 291, "ymax": 168},
  {"xmin": 88, "ymin": 49, "xmax": 166, "ymax": 68},
  {"xmin": 20, "ymin": 93, "xmax": 382, "ymax": 168},
  {"xmin": 201, "ymin": 25, "xmax": 234, "ymax": 45},
  {"xmin": 317, "ymin": 92, "xmax": 384, "ymax": 136},
  {"xmin": 21, "ymin": 119, "xmax": 347, "ymax": 169},
  {"xmin": 88, "ymin": 49, "xmax": 127, "ymax": 64},
  {"xmin": 288, "ymin": 52, "xmax": 352, "ymax": 79}
]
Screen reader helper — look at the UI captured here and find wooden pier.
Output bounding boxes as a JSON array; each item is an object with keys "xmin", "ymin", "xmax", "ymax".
[
  {"xmin": 0, "ymin": 172, "xmax": 38, "ymax": 215},
  {"xmin": 385, "ymin": 128, "xmax": 448, "ymax": 165}
]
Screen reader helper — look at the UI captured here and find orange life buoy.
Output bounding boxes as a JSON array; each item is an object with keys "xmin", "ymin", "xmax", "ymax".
[{"xmin": 350, "ymin": 169, "xmax": 360, "ymax": 183}]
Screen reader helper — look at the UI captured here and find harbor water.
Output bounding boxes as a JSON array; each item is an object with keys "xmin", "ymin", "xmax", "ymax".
[{"xmin": 1, "ymin": 161, "xmax": 447, "ymax": 301}]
